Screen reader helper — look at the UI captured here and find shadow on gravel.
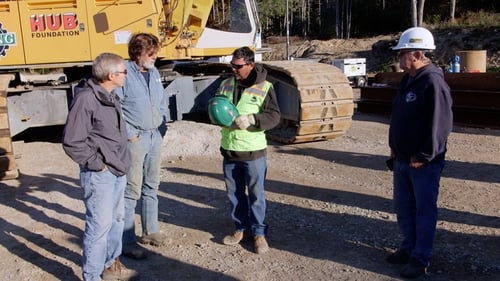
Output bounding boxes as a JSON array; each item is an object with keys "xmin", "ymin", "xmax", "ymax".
[
  {"xmin": 0, "ymin": 174, "xmax": 83, "ymax": 280},
  {"xmin": 352, "ymin": 112, "xmax": 390, "ymax": 124},
  {"xmin": 0, "ymin": 171, "xmax": 238, "ymax": 281},
  {"xmin": 274, "ymin": 147, "xmax": 500, "ymax": 226},
  {"xmin": 165, "ymin": 165, "xmax": 500, "ymax": 280},
  {"xmin": 277, "ymin": 146, "xmax": 500, "ymax": 183}
]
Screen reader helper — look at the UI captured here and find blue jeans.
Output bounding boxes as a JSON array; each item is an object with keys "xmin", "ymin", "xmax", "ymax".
[
  {"xmin": 80, "ymin": 168, "xmax": 126, "ymax": 281},
  {"xmin": 393, "ymin": 159, "xmax": 445, "ymax": 266},
  {"xmin": 223, "ymin": 156, "xmax": 268, "ymax": 236},
  {"xmin": 123, "ymin": 130, "xmax": 163, "ymax": 244}
]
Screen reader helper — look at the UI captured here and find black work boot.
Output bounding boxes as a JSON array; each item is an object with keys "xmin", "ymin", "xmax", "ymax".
[
  {"xmin": 400, "ymin": 257, "xmax": 427, "ymax": 279},
  {"xmin": 386, "ymin": 249, "xmax": 411, "ymax": 264}
]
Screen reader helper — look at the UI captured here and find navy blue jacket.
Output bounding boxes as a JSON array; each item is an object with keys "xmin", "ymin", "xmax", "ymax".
[{"xmin": 389, "ymin": 64, "xmax": 453, "ymax": 163}]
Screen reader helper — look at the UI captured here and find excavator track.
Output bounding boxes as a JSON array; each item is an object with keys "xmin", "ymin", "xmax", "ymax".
[{"xmin": 263, "ymin": 60, "xmax": 354, "ymax": 144}]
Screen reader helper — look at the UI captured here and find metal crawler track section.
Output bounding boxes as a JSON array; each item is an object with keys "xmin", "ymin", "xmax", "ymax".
[
  {"xmin": 359, "ymin": 72, "xmax": 500, "ymax": 129},
  {"xmin": 263, "ymin": 60, "xmax": 354, "ymax": 144}
]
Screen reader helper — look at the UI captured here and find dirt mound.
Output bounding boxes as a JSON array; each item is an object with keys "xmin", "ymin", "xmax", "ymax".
[
  {"xmin": 264, "ymin": 27, "xmax": 500, "ymax": 73},
  {"xmin": 164, "ymin": 121, "xmax": 221, "ymax": 158}
]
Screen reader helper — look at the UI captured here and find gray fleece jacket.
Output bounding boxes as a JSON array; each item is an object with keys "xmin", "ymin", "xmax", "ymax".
[{"xmin": 62, "ymin": 78, "xmax": 131, "ymax": 176}]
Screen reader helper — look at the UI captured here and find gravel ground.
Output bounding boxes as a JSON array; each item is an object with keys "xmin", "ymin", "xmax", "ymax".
[{"xmin": 0, "ymin": 112, "xmax": 499, "ymax": 281}]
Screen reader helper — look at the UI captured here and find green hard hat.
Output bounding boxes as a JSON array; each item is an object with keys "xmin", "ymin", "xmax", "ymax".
[{"xmin": 208, "ymin": 95, "xmax": 239, "ymax": 127}]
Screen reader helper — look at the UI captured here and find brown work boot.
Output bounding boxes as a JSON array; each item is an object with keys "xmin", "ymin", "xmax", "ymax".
[
  {"xmin": 222, "ymin": 230, "xmax": 251, "ymax": 245},
  {"xmin": 139, "ymin": 232, "xmax": 171, "ymax": 247},
  {"xmin": 254, "ymin": 235, "xmax": 269, "ymax": 254},
  {"xmin": 101, "ymin": 258, "xmax": 140, "ymax": 281}
]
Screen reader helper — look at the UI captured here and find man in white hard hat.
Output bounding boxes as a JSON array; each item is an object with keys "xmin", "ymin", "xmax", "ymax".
[{"xmin": 386, "ymin": 27, "xmax": 453, "ymax": 279}]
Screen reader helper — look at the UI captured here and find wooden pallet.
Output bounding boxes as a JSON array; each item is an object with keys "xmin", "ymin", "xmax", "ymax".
[{"xmin": 0, "ymin": 74, "xmax": 19, "ymax": 180}]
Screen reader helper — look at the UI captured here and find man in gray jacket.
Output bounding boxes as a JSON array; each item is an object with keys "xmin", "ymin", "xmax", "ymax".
[{"xmin": 62, "ymin": 53, "xmax": 139, "ymax": 281}]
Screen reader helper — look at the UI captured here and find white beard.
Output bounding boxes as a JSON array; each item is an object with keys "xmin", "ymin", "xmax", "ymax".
[{"xmin": 142, "ymin": 61, "xmax": 155, "ymax": 69}]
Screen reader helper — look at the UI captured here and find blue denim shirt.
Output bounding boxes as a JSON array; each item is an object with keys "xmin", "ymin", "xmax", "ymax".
[{"xmin": 115, "ymin": 61, "xmax": 167, "ymax": 139}]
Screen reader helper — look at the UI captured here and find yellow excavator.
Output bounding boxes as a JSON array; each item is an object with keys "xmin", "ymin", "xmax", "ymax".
[{"xmin": 0, "ymin": 0, "xmax": 354, "ymax": 179}]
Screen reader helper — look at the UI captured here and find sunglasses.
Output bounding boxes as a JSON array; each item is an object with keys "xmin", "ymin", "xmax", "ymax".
[
  {"xmin": 115, "ymin": 69, "xmax": 128, "ymax": 75},
  {"xmin": 230, "ymin": 62, "xmax": 248, "ymax": 69}
]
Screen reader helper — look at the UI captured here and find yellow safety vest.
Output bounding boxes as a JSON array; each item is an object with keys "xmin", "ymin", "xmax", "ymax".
[{"xmin": 219, "ymin": 78, "xmax": 272, "ymax": 151}]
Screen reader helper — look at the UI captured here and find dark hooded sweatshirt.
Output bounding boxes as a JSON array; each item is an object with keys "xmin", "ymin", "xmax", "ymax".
[
  {"xmin": 389, "ymin": 64, "xmax": 453, "ymax": 163},
  {"xmin": 220, "ymin": 63, "xmax": 281, "ymax": 161},
  {"xmin": 62, "ymin": 78, "xmax": 131, "ymax": 176}
]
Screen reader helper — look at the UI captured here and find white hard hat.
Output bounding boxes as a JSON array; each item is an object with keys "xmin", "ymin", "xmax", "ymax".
[{"xmin": 392, "ymin": 27, "xmax": 436, "ymax": 50}]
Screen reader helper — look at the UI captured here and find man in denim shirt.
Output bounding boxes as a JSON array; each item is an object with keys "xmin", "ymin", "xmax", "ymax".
[{"xmin": 115, "ymin": 33, "xmax": 169, "ymax": 259}]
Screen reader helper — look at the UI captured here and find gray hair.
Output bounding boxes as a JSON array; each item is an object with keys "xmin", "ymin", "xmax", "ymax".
[{"xmin": 92, "ymin": 53, "xmax": 124, "ymax": 81}]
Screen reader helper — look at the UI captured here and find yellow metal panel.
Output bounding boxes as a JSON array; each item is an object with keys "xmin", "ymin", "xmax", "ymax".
[
  {"xmin": 85, "ymin": 0, "xmax": 162, "ymax": 60},
  {"xmin": 0, "ymin": 1, "xmax": 26, "ymax": 66},
  {"xmin": 17, "ymin": 0, "xmax": 92, "ymax": 64},
  {"xmin": 188, "ymin": 0, "xmax": 214, "ymax": 41}
]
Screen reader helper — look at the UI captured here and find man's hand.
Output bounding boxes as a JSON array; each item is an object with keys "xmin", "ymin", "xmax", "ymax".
[
  {"xmin": 129, "ymin": 135, "xmax": 139, "ymax": 143},
  {"xmin": 234, "ymin": 114, "xmax": 255, "ymax": 130},
  {"xmin": 410, "ymin": 156, "xmax": 425, "ymax": 169},
  {"xmin": 159, "ymin": 121, "xmax": 168, "ymax": 138}
]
